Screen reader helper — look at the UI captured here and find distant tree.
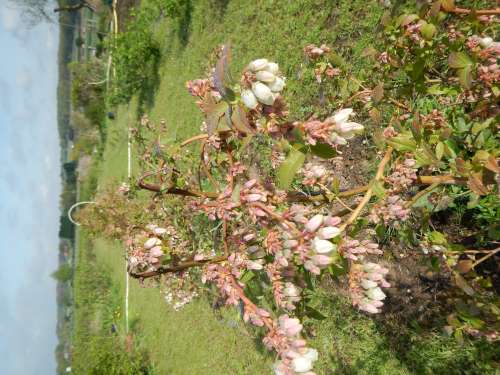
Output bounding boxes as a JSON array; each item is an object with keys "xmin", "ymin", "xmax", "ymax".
[
  {"xmin": 9, "ymin": 0, "xmax": 95, "ymax": 25},
  {"xmin": 51, "ymin": 263, "xmax": 73, "ymax": 283}
]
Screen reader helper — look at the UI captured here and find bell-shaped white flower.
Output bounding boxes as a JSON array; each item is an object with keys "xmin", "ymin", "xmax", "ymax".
[
  {"xmin": 337, "ymin": 122, "xmax": 364, "ymax": 139},
  {"xmin": 361, "ymin": 279, "xmax": 378, "ymax": 290},
  {"xmin": 153, "ymin": 227, "xmax": 167, "ymax": 235},
  {"xmin": 312, "ymin": 238, "xmax": 335, "ymax": 254},
  {"xmin": 479, "ymin": 36, "xmax": 493, "ymax": 48},
  {"xmin": 317, "ymin": 226, "xmax": 341, "ymax": 240},
  {"xmin": 305, "ymin": 214, "xmax": 324, "ymax": 232},
  {"xmin": 283, "ymin": 282, "xmax": 301, "ymax": 297},
  {"xmin": 256, "ymin": 70, "xmax": 276, "ymax": 83},
  {"xmin": 332, "ymin": 108, "xmax": 354, "ymax": 124},
  {"xmin": 291, "ymin": 356, "xmax": 313, "ymax": 373},
  {"xmin": 330, "ymin": 132, "xmax": 347, "ymax": 145},
  {"xmin": 241, "ymin": 89, "xmax": 258, "ymax": 109},
  {"xmin": 248, "ymin": 58, "xmax": 269, "ymax": 72},
  {"xmin": 302, "ymin": 348, "xmax": 319, "ymax": 362},
  {"xmin": 252, "ymin": 82, "xmax": 275, "ymax": 105},
  {"xmin": 264, "ymin": 62, "xmax": 279, "ymax": 75},
  {"xmin": 366, "ymin": 286, "xmax": 386, "ymax": 301},
  {"xmin": 268, "ymin": 76, "xmax": 285, "ymax": 92}
]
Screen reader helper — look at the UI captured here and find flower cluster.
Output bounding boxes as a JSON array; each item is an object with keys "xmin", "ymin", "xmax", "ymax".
[
  {"xmin": 340, "ymin": 238, "xmax": 383, "ymax": 261},
  {"xmin": 369, "ymin": 158, "xmax": 417, "ymax": 227},
  {"xmin": 303, "ymin": 43, "xmax": 331, "ymax": 59},
  {"xmin": 349, "ymin": 262, "xmax": 390, "ymax": 314},
  {"xmin": 240, "ymin": 59, "xmax": 286, "ymax": 109},
  {"xmin": 265, "ymin": 315, "xmax": 319, "ymax": 375},
  {"xmin": 302, "ymin": 108, "xmax": 364, "ymax": 148},
  {"xmin": 281, "ymin": 210, "xmax": 343, "ymax": 275},
  {"xmin": 127, "ymin": 224, "xmax": 169, "ymax": 274},
  {"xmin": 300, "ymin": 157, "xmax": 342, "ymax": 186}
]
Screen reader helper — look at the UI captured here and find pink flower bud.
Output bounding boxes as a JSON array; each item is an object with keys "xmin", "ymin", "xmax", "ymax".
[
  {"xmin": 317, "ymin": 226, "xmax": 341, "ymax": 239},
  {"xmin": 305, "ymin": 214, "xmax": 324, "ymax": 232},
  {"xmin": 284, "ymin": 240, "xmax": 299, "ymax": 248},
  {"xmin": 247, "ymin": 260, "xmax": 264, "ymax": 271},
  {"xmin": 325, "ymin": 216, "xmax": 341, "ymax": 226},
  {"xmin": 245, "ymin": 193, "xmax": 263, "ymax": 202},
  {"xmin": 150, "ymin": 246, "xmax": 163, "ymax": 257},
  {"xmin": 144, "ymin": 237, "xmax": 161, "ymax": 249},
  {"xmin": 311, "ymin": 254, "xmax": 333, "ymax": 266},
  {"xmin": 243, "ymin": 233, "xmax": 256, "ymax": 242}
]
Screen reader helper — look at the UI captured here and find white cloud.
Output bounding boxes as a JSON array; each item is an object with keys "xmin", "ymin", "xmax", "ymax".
[
  {"xmin": 0, "ymin": 6, "xmax": 21, "ymax": 32},
  {"xmin": 16, "ymin": 66, "xmax": 33, "ymax": 90}
]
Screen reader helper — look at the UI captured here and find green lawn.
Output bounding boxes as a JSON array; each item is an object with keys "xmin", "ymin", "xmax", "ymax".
[{"xmin": 72, "ymin": 0, "xmax": 499, "ymax": 374}]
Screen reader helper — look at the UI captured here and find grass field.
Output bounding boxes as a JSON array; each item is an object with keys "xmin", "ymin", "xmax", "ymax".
[{"xmin": 72, "ymin": 1, "xmax": 499, "ymax": 374}]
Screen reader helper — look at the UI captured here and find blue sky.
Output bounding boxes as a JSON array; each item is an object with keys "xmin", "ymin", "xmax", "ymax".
[{"xmin": 0, "ymin": 4, "xmax": 60, "ymax": 375}]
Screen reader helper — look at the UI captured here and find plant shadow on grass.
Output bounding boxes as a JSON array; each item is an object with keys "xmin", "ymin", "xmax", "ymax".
[
  {"xmin": 176, "ymin": 0, "xmax": 193, "ymax": 47},
  {"xmin": 136, "ymin": 49, "xmax": 162, "ymax": 119}
]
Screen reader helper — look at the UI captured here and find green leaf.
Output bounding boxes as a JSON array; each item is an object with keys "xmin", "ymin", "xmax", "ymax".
[
  {"xmin": 421, "ymin": 22, "xmax": 437, "ymax": 40},
  {"xmin": 457, "ymin": 66, "xmax": 473, "ymax": 89},
  {"xmin": 448, "ymin": 52, "xmax": 472, "ymax": 69},
  {"xmin": 305, "ymin": 305, "xmax": 327, "ymax": 320},
  {"xmin": 309, "ymin": 143, "xmax": 337, "ymax": 159},
  {"xmin": 239, "ymin": 270, "xmax": 255, "ymax": 284},
  {"xmin": 428, "ymin": 231, "xmax": 447, "ymax": 245},
  {"xmin": 436, "ymin": 141, "xmax": 444, "ymax": 160},
  {"xmin": 277, "ymin": 147, "xmax": 306, "ymax": 189},
  {"xmin": 371, "ymin": 180, "xmax": 386, "ymax": 198},
  {"xmin": 471, "ymin": 119, "xmax": 491, "ymax": 135},
  {"xmin": 396, "ymin": 13, "xmax": 419, "ymax": 27},
  {"xmin": 386, "ymin": 132, "xmax": 417, "ymax": 152}
]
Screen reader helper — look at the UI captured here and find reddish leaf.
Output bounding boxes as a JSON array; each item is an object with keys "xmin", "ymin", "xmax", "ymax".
[
  {"xmin": 372, "ymin": 83, "xmax": 384, "ymax": 103},
  {"xmin": 467, "ymin": 172, "xmax": 488, "ymax": 196}
]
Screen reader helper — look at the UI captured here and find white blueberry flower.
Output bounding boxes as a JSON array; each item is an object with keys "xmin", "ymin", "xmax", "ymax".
[
  {"xmin": 268, "ymin": 76, "xmax": 285, "ymax": 92},
  {"xmin": 312, "ymin": 238, "xmax": 335, "ymax": 254},
  {"xmin": 366, "ymin": 286, "xmax": 386, "ymax": 301},
  {"xmin": 361, "ymin": 279, "xmax": 378, "ymax": 290},
  {"xmin": 252, "ymin": 82, "xmax": 275, "ymax": 105},
  {"xmin": 241, "ymin": 89, "xmax": 258, "ymax": 109},
  {"xmin": 264, "ymin": 62, "xmax": 279, "ymax": 75},
  {"xmin": 332, "ymin": 108, "xmax": 354, "ymax": 124},
  {"xmin": 248, "ymin": 58, "xmax": 269, "ymax": 72},
  {"xmin": 479, "ymin": 36, "xmax": 493, "ymax": 48},
  {"xmin": 291, "ymin": 356, "xmax": 313, "ymax": 373},
  {"xmin": 256, "ymin": 70, "xmax": 276, "ymax": 83}
]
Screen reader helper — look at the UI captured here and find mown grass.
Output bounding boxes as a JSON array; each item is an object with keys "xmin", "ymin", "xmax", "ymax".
[{"xmin": 73, "ymin": 0, "xmax": 499, "ymax": 374}]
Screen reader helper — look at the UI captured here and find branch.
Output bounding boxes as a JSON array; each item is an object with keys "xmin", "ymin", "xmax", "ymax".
[
  {"xmin": 443, "ymin": 6, "xmax": 500, "ymax": 16},
  {"xmin": 129, "ymin": 255, "xmax": 228, "ymax": 279},
  {"xmin": 340, "ymin": 148, "xmax": 393, "ymax": 231}
]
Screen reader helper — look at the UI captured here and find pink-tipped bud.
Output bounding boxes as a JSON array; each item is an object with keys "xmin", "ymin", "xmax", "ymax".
[
  {"xmin": 305, "ymin": 214, "xmax": 324, "ymax": 232},
  {"xmin": 144, "ymin": 237, "xmax": 161, "ymax": 249},
  {"xmin": 317, "ymin": 226, "xmax": 341, "ymax": 239}
]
